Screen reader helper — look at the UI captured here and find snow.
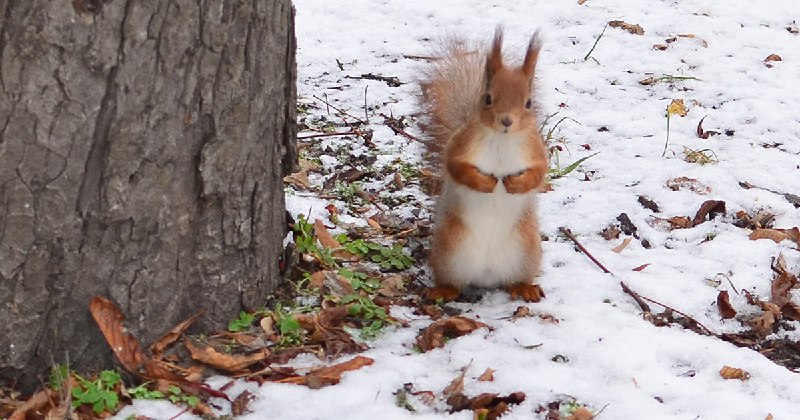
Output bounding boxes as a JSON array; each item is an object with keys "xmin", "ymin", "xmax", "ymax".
[{"xmin": 115, "ymin": 0, "xmax": 800, "ymax": 419}]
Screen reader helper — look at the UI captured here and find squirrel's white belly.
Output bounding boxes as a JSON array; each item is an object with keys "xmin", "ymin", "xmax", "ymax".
[{"xmin": 441, "ymin": 184, "xmax": 536, "ymax": 287}]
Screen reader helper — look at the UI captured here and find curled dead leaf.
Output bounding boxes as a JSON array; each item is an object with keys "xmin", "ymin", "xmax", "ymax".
[
  {"xmin": 765, "ymin": 54, "xmax": 782, "ymax": 62},
  {"xmin": 750, "ymin": 227, "xmax": 800, "ymax": 245},
  {"xmin": 186, "ymin": 341, "xmax": 269, "ymax": 374},
  {"xmin": 667, "ymin": 216, "xmax": 693, "ymax": 229},
  {"xmin": 478, "ymin": 368, "xmax": 495, "ymax": 382},
  {"xmin": 89, "ymin": 296, "xmax": 147, "ymax": 374},
  {"xmin": 416, "ymin": 316, "xmax": 488, "ymax": 352},
  {"xmin": 314, "ymin": 220, "xmax": 356, "ymax": 260},
  {"xmin": 696, "ymin": 116, "xmax": 720, "ymax": 139},
  {"xmin": 666, "ymin": 177, "xmax": 711, "ymax": 194},
  {"xmin": 611, "ymin": 237, "xmax": 632, "ymax": 253},
  {"xmin": 719, "ymin": 365, "xmax": 750, "ymax": 380},
  {"xmin": 717, "ymin": 291, "xmax": 737, "ymax": 319},
  {"xmin": 151, "ymin": 311, "xmax": 204, "ymax": 358},
  {"xmin": 447, "ymin": 392, "xmax": 526, "ymax": 418},
  {"xmin": 692, "ymin": 200, "xmax": 726, "ymax": 226},
  {"xmin": 443, "ymin": 364, "xmax": 469, "ymax": 397},
  {"xmin": 608, "ymin": 20, "xmax": 644, "ymax": 35},
  {"xmin": 279, "ymin": 355, "xmax": 374, "ymax": 388}
]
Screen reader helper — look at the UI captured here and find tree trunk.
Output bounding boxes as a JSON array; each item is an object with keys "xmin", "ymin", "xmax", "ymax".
[{"xmin": 0, "ymin": 0, "xmax": 296, "ymax": 391}]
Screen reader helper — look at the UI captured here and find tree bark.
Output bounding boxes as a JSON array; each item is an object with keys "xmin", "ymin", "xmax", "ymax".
[{"xmin": 0, "ymin": 0, "xmax": 296, "ymax": 391}]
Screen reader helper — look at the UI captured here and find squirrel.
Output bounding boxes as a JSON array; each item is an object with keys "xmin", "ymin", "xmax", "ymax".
[{"xmin": 420, "ymin": 27, "xmax": 548, "ymax": 303}]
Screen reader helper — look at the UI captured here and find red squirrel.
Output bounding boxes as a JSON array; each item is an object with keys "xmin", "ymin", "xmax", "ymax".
[{"xmin": 420, "ymin": 27, "xmax": 548, "ymax": 302}]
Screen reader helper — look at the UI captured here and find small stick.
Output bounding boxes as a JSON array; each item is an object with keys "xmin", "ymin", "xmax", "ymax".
[
  {"xmin": 620, "ymin": 281, "xmax": 651, "ymax": 313},
  {"xmin": 364, "ymin": 86, "xmax": 369, "ymax": 124},
  {"xmin": 583, "ymin": 23, "xmax": 609, "ymax": 62},
  {"xmin": 559, "ymin": 227, "xmax": 613, "ymax": 274},
  {"xmin": 298, "ymin": 130, "xmax": 360, "ymax": 140},
  {"xmin": 313, "ymin": 94, "xmax": 367, "ymax": 125},
  {"xmin": 637, "ymin": 294, "xmax": 714, "ymax": 336}
]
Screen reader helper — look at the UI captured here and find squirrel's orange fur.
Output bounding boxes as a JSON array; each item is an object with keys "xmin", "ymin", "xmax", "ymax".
[{"xmin": 420, "ymin": 27, "xmax": 548, "ymax": 302}]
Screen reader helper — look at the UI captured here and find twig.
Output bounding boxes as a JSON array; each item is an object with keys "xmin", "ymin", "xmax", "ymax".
[
  {"xmin": 558, "ymin": 227, "xmax": 612, "ymax": 274},
  {"xmin": 313, "ymin": 94, "xmax": 367, "ymax": 125},
  {"xmin": 583, "ymin": 23, "xmax": 608, "ymax": 62},
  {"xmin": 379, "ymin": 113, "xmax": 425, "ymax": 143},
  {"xmin": 637, "ymin": 294, "xmax": 715, "ymax": 336},
  {"xmin": 364, "ymin": 86, "xmax": 369, "ymax": 124},
  {"xmin": 298, "ymin": 130, "xmax": 360, "ymax": 140},
  {"xmin": 345, "ymin": 73, "xmax": 403, "ymax": 87},
  {"xmin": 620, "ymin": 281, "xmax": 651, "ymax": 313}
]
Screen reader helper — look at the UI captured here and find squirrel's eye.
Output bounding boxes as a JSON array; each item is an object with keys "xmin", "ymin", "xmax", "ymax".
[
  {"xmin": 525, "ymin": 98, "xmax": 532, "ymax": 109},
  {"xmin": 484, "ymin": 94, "xmax": 492, "ymax": 106}
]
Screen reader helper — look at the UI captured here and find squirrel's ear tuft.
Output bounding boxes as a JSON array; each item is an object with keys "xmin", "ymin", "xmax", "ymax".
[
  {"xmin": 522, "ymin": 31, "xmax": 542, "ymax": 79},
  {"xmin": 486, "ymin": 26, "xmax": 504, "ymax": 80}
]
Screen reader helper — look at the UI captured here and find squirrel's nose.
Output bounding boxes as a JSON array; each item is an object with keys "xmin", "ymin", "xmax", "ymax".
[{"xmin": 500, "ymin": 117, "xmax": 513, "ymax": 127}]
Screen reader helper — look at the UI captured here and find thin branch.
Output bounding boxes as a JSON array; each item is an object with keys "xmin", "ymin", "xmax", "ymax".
[
  {"xmin": 583, "ymin": 23, "xmax": 609, "ymax": 61},
  {"xmin": 298, "ymin": 130, "xmax": 360, "ymax": 140},
  {"xmin": 558, "ymin": 227, "xmax": 613, "ymax": 274},
  {"xmin": 620, "ymin": 281, "xmax": 651, "ymax": 313},
  {"xmin": 312, "ymin": 94, "xmax": 367, "ymax": 125},
  {"xmin": 637, "ymin": 294, "xmax": 715, "ymax": 336}
]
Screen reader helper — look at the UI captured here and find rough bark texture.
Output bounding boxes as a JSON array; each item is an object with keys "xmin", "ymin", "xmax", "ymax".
[{"xmin": 0, "ymin": 0, "xmax": 296, "ymax": 391}]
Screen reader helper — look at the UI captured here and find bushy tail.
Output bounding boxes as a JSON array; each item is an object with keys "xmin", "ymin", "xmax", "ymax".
[{"xmin": 419, "ymin": 37, "xmax": 487, "ymax": 154}]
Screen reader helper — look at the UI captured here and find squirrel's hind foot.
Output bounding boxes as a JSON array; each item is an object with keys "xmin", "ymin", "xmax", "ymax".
[
  {"xmin": 507, "ymin": 283, "xmax": 545, "ymax": 302},
  {"xmin": 423, "ymin": 285, "xmax": 461, "ymax": 302}
]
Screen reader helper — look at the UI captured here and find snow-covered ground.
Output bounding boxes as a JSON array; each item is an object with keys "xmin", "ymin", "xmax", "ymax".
[{"xmin": 116, "ymin": 0, "xmax": 800, "ymax": 419}]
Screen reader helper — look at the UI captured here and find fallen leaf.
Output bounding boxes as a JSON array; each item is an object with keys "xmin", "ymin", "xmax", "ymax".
[
  {"xmin": 577, "ymin": 0, "xmax": 587, "ymax": 4},
  {"xmin": 8, "ymin": 389, "xmax": 52, "ymax": 420},
  {"xmin": 260, "ymin": 316, "xmax": 276, "ymax": 337},
  {"xmin": 378, "ymin": 274, "xmax": 405, "ymax": 297},
  {"xmin": 512, "ymin": 306, "xmax": 531, "ymax": 319},
  {"xmin": 692, "ymin": 200, "xmax": 726, "ymax": 226},
  {"xmin": 89, "ymin": 296, "xmax": 147, "ymax": 374},
  {"xmin": 443, "ymin": 364, "xmax": 469, "ymax": 397},
  {"xmin": 781, "ymin": 302, "xmax": 800, "ymax": 321},
  {"xmin": 150, "ymin": 311, "xmax": 205, "ymax": 358},
  {"xmin": 667, "ymin": 216, "xmax": 694, "ymax": 229},
  {"xmin": 719, "ymin": 365, "xmax": 750, "ymax": 380},
  {"xmin": 638, "ymin": 195, "xmax": 661, "ymax": 213},
  {"xmin": 653, "ymin": 44, "xmax": 668, "ymax": 51},
  {"xmin": 231, "ymin": 390, "xmax": 255, "ymax": 416},
  {"xmin": 309, "ymin": 270, "xmax": 354, "ymax": 296},
  {"xmin": 632, "ymin": 263, "xmax": 650, "ymax": 272},
  {"xmin": 608, "ymin": 20, "xmax": 645, "ymax": 35},
  {"xmin": 367, "ymin": 218, "xmax": 383, "ymax": 230},
  {"xmin": 771, "ymin": 255, "xmax": 799, "ymax": 308},
  {"xmin": 478, "ymin": 368, "xmax": 495, "ymax": 382},
  {"xmin": 284, "ymin": 170, "xmax": 314, "ymax": 191},
  {"xmin": 666, "ymin": 177, "xmax": 711, "ymax": 194},
  {"xmin": 612, "ymin": 237, "xmax": 632, "ymax": 253},
  {"xmin": 185, "ymin": 341, "xmax": 269, "ymax": 374},
  {"xmin": 416, "ymin": 316, "xmax": 488, "ymax": 352},
  {"xmin": 667, "ymin": 99, "xmax": 688, "ymax": 117},
  {"xmin": 600, "ymin": 225, "xmax": 621, "ymax": 240},
  {"xmin": 765, "ymin": 414, "xmax": 774, "ymax": 420},
  {"xmin": 566, "ymin": 407, "xmax": 595, "ymax": 420},
  {"xmin": 696, "ymin": 116, "xmax": 720, "ymax": 139},
  {"xmin": 750, "ymin": 228, "xmax": 800, "ymax": 245},
  {"xmin": 717, "ymin": 291, "xmax": 737, "ymax": 319},
  {"xmin": 447, "ymin": 392, "xmax": 526, "ymax": 418},
  {"xmin": 280, "ymin": 355, "xmax": 374, "ymax": 388},
  {"xmin": 765, "ymin": 54, "xmax": 782, "ymax": 62},
  {"xmin": 314, "ymin": 220, "xmax": 356, "ymax": 260}
]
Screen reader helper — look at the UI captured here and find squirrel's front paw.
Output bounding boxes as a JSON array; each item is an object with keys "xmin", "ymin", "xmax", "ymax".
[
  {"xmin": 507, "ymin": 283, "xmax": 545, "ymax": 302},
  {"xmin": 502, "ymin": 172, "xmax": 532, "ymax": 194},
  {"xmin": 476, "ymin": 174, "xmax": 499, "ymax": 193}
]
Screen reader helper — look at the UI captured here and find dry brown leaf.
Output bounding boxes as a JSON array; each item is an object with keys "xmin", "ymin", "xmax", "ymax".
[
  {"xmin": 577, "ymin": 0, "xmax": 587, "ymax": 4},
  {"xmin": 600, "ymin": 225, "xmax": 621, "ymax": 240},
  {"xmin": 566, "ymin": 407, "xmax": 595, "ymax": 420},
  {"xmin": 443, "ymin": 365, "xmax": 469, "ymax": 397},
  {"xmin": 416, "ymin": 316, "xmax": 489, "ymax": 352},
  {"xmin": 666, "ymin": 177, "xmax": 711, "ymax": 194},
  {"xmin": 231, "ymin": 390, "xmax": 255, "ymax": 416},
  {"xmin": 9, "ymin": 389, "xmax": 52, "ymax": 420},
  {"xmin": 378, "ymin": 274, "xmax": 405, "ymax": 297},
  {"xmin": 667, "ymin": 216, "xmax": 694, "ymax": 229},
  {"xmin": 692, "ymin": 200, "xmax": 726, "ymax": 226},
  {"xmin": 367, "ymin": 218, "xmax": 382, "ymax": 230},
  {"xmin": 260, "ymin": 316, "xmax": 276, "ymax": 337},
  {"xmin": 771, "ymin": 255, "xmax": 798, "ymax": 308},
  {"xmin": 717, "ymin": 290, "xmax": 737, "ymax": 319},
  {"xmin": 719, "ymin": 365, "xmax": 750, "ymax": 380},
  {"xmin": 280, "ymin": 355, "xmax": 374, "ymax": 388},
  {"xmin": 185, "ymin": 341, "xmax": 269, "ymax": 374},
  {"xmin": 765, "ymin": 414, "xmax": 774, "ymax": 420},
  {"xmin": 653, "ymin": 44, "xmax": 668, "ymax": 51},
  {"xmin": 781, "ymin": 302, "xmax": 800, "ymax": 321},
  {"xmin": 478, "ymin": 368, "xmax": 495, "ymax": 382},
  {"xmin": 747, "ymin": 307, "xmax": 779, "ymax": 338},
  {"xmin": 89, "ymin": 296, "xmax": 147, "ymax": 374},
  {"xmin": 612, "ymin": 237, "xmax": 632, "ymax": 253},
  {"xmin": 765, "ymin": 54, "xmax": 782, "ymax": 62},
  {"xmin": 151, "ymin": 311, "xmax": 205, "ymax": 358},
  {"xmin": 313, "ymin": 220, "xmax": 356, "ymax": 260},
  {"xmin": 632, "ymin": 263, "xmax": 651, "ymax": 272},
  {"xmin": 608, "ymin": 20, "xmax": 645, "ymax": 35},
  {"xmin": 512, "ymin": 306, "xmax": 531, "ymax": 319},
  {"xmin": 447, "ymin": 392, "xmax": 526, "ymax": 418},
  {"xmin": 696, "ymin": 116, "xmax": 720, "ymax": 139},
  {"xmin": 309, "ymin": 270, "xmax": 353, "ymax": 296},
  {"xmin": 750, "ymin": 227, "xmax": 800, "ymax": 245},
  {"xmin": 284, "ymin": 170, "xmax": 314, "ymax": 191}
]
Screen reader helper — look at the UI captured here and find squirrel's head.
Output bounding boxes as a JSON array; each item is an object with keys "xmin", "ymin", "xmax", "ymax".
[{"xmin": 480, "ymin": 27, "xmax": 541, "ymax": 134}]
